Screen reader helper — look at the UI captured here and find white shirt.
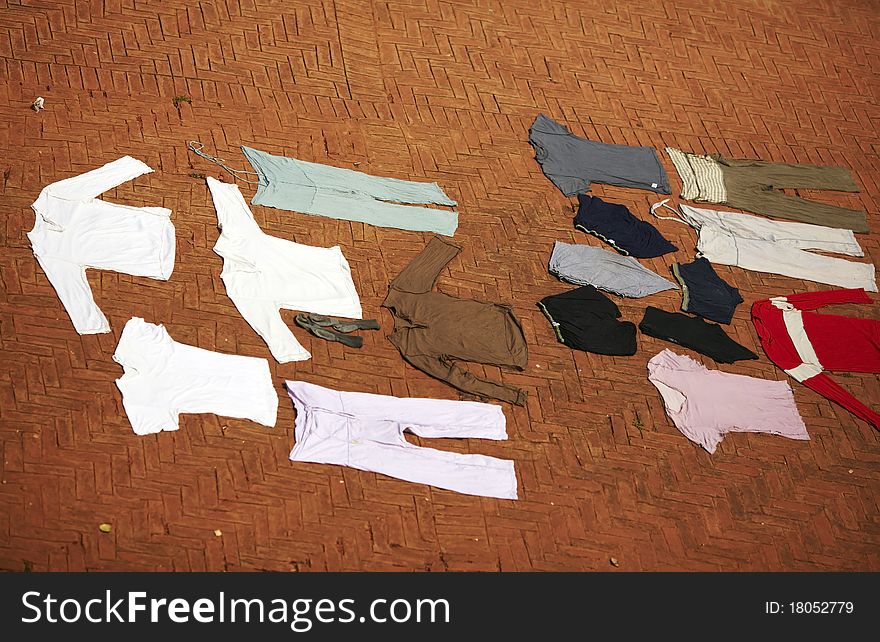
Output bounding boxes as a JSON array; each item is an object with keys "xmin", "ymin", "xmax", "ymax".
[
  {"xmin": 28, "ymin": 156, "xmax": 175, "ymax": 334},
  {"xmin": 114, "ymin": 317, "xmax": 278, "ymax": 435},
  {"xmin": 206, "ymin": 177, "xmax": 363, "ymax": 362}
]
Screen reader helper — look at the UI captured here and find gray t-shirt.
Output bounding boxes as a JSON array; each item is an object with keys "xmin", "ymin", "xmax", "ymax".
[
  {"xmin": 549, "ymin": 241, "xmax": 677, "ymax": 298},
  {"xmin": 529, "ymin": 114, "xmax": 671, "ymax": 196}
]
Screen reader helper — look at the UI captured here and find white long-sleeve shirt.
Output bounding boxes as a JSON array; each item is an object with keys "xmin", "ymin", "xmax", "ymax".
[
  {"xmin": 206, "ymin": 177, "xmax": 363, "ymax": 362},
  {"xmin": 28, "ymin": 156, "xmax": 175, "ymax": 334}
]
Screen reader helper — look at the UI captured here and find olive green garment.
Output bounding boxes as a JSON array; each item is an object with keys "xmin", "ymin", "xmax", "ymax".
[
  {"xmin": 383, "ymin": 237, "xmax": 528, "ymax": 405},
  {"xmin": 717, "ymin": 156, "xmax": 867, "ymax": 233}
]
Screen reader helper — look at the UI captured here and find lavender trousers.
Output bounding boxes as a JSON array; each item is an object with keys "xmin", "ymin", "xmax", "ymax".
[{"xmin": 285, "ymin": 381, "xmax": 518, "ymax": 499}]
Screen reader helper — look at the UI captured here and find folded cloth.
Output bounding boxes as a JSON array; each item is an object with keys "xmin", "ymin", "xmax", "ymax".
[
  {"xmin": 671, "ymin": 257, "xmax": 743, "ymax": 324},
  {"xmin": 574, "ymin": 195, "xmax": 677, "ymax": 258},
  {"xmin": 294, "ymin": 314, "xmax": 364, "ymax": 348},
  {"xmin": 304, "ymin": 314, "xmax": 380, "ymax": 333},
  {"xmin": 549, "ymin": 241, "xmax": 677, "ymax": 298},
  {"xmin": 538, "ymin": 285, "xmax": 638, "ymax": 356},
  {"xmin": 639, "ymin": 306, "xmax": 758, "ymax": 364}
]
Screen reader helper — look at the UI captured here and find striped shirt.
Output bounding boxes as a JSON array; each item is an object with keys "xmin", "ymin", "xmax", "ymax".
[{"xmin": 666, "ymin": 147, "xmax": 727, "ymax": 203}]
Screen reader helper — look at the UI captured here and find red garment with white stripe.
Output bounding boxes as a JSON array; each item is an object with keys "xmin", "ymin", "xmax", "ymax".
[{"xmin": 751, "ymin": 289, "xmax": 880, "ymax": 428}]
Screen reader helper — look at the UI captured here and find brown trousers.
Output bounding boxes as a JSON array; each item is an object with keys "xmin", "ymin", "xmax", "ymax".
[{"xmin": 718, "ymin": 156, "xmax": 867, "ymax": 232}]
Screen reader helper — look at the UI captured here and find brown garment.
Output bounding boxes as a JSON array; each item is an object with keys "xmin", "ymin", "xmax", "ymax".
[
  {"xmin": 383, "ymin": 236, "xmax": 528, "ymax": 405},
  {"xmin": 718, "ymin": 156, "xmax": 867, "ymax": 232}
]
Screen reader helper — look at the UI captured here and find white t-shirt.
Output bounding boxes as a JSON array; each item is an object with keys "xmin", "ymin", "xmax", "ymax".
[
  {"xmin": 206, "ymin": 177, "xmax": 363, "ymax": 362},
  {"xmin": 28, "ymin": 156, "xmax": 175, "ymax": 334},
  {"xmin": 113, "ymin": 317, "xmax": 278, "ymax": 435}
]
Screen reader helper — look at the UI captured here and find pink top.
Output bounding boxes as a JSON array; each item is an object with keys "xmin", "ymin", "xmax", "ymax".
[{"xmin": 647, "ymin": 349, "xmax": 809, "ymax": 453}]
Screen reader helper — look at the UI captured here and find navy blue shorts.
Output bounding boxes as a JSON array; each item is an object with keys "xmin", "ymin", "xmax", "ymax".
[{"xmin": 672, "ymin": 258, "xmax": 743, "ymax": 325}]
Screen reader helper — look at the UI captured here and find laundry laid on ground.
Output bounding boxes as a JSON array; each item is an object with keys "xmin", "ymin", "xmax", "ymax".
[
  {"xmin": 285, "ymin": 380, "xmax": 518, "ymax": 499},
  {"xmin": 666, "ymin": 147, "xmax": 867, "ymax": 232},
  {"xmin": 752, "ymin": 289, "xmax": 880, "ymax": 429},
  {"xmin": 529, "ymin": 113, "xmax": 671, "ymax": 196},
  {"xmin": 671, "ymin": 257, "xmax": 743, "ymax": 324},
  {"xmin": 639, "ymin": 306, "xmax": 759, "ymax": 363},
  {"xmin": 538, "ymin": 285, "xmax": 638, "ymax": 355},
  {"xmin": 383, "ymin": 236, "xmax": 528, "ymax": 405},
  {"xmin": 239, "ymin": 145, "xmax": 459, "ymax": 236},
  {"xmin": 206, "ymin": 177, "xmax": 364, "ymax": 363},
  {"xmin": 113, "ymin": 317, "xmax": 278, "ymax": 435},
  {"xmin": 647, "ymin": 349, "xmax": 809, "ymax": 453},
  {"xmin": 549, "ymin": 241, "xmax": 677, "ymax": 298},
  {"xmin": 653, "ymin": 201, "xmax": 877, "ymax": 292},
  {"xmin": 28, "ymin": 156, "xmax": 175, "ymax": 334},
  {"xmin": 28, "ymin": 106, "xmax": 879, "ymax": 508},
  {"xmin": 575, "ymin": 195, "xmax": 677, "ymax": 258}
]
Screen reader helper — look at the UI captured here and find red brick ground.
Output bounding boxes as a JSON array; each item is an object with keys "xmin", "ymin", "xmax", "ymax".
[{"xmin": 1, "ymin": 0, "xmax": 878, "ymax": 571}]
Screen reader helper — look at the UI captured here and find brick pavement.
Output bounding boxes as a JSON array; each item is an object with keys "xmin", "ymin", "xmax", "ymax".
[{"xmin": 0, "ymin": 0, "xmax": 878, "ymax": 571}]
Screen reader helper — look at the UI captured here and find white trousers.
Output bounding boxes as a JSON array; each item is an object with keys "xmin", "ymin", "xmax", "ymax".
[
  {"xmin": 285, "ymin": 381, "xmax": 518, "ymax": 500},
  {"xmin": 667, "ymin": 203, "xmax": 877, "ymax": 291}
]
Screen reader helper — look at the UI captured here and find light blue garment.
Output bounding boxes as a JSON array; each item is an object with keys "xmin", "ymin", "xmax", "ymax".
[
  {"xmin": 549, "ymin": 241, "xmax": 677, "ymax": 298},
  {"xmin": 241, "ymin": 146, "xmax": 458, "ymax": 236}
]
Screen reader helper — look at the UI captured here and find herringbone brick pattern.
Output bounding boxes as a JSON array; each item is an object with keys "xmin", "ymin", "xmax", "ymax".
[{"xmin": 1, "ymin": 0, "xmax": 878, "ymax": 571}]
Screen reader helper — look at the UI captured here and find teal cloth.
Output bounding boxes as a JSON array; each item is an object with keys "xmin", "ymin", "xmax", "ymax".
[{"xmin": 241, "ymin": 146, "xmax": 458, "ymax": 236}]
